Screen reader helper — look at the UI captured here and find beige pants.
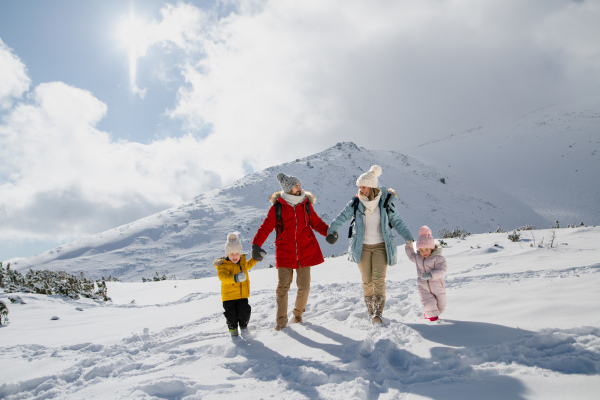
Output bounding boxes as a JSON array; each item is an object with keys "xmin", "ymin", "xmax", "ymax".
[
  {"xmin": 358, "ymin": 242, "xmax": 388, "ymax": 298},
  {"xmin": 276, "ymin": 267, "xmax": 311, "ymax": 327}
]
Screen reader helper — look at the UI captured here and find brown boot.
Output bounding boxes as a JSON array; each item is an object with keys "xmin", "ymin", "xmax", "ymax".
[
  {"xmin": 372, "ymin": 295, "xmax": 385, "ymax": 324},
  {"xmin": 293, "ymin": 315, "xmax": 303, "ymax": 324},
  {"xmin": 364, "ymin": 296, "xmax": 374, "ymax": 318}
]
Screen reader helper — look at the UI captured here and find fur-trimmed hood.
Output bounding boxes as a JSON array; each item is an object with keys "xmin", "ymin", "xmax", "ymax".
[
  {"xmin": 269, "ymin": 190, "xmax": 316, "ymax": 205},
  {"xmin": 385, "ymin": 187, "xmax": 398, "ymax": 198}
]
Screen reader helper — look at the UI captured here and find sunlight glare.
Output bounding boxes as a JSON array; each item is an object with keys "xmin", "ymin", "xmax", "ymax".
[{"xmin": 118, "ymin": 10, "xmax": 149, "ymax": 93}]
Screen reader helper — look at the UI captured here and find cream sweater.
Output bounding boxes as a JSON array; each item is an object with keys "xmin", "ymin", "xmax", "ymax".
[{"xmin": 360, "ymin": 193, "xmax": 385, "ymax": 245}]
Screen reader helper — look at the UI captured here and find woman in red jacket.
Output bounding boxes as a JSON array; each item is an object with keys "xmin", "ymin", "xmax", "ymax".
[{"xmin": 252, "ymin": 173, "xmax": 329, "ymax": 331}]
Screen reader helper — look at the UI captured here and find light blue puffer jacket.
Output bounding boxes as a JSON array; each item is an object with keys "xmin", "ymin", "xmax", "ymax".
[{"xmin": 327, "ymin": 187, "xmax": 414, "ymax": 266}]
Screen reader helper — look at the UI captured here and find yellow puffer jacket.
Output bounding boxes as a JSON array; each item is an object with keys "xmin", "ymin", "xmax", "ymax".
[{"xmin": 214, "ymin": 254, "xmax": 258, "ymax": 301}]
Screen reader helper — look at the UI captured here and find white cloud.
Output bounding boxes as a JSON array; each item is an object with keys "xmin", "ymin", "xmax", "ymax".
[
  {"xmin": 0, "ymin": 82, "xmax": 237, "ymax": 242},
  {"xmin": 0, "ymin": 38, "xmax": 31, "ymax": 109},
  {"xmin": 533, "ymin": 1, "xmax": 600, "ymax": 89},
  {"xmin": 146, "ymin": 0, "xmax": 600, "ymax": 172}
]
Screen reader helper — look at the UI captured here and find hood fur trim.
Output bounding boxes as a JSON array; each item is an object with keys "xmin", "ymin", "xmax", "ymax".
[{"xmin": 269, "ymin": 191, "xmax": 316, "ymax": 205}]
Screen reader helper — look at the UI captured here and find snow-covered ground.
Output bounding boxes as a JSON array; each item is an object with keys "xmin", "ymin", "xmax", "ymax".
[{"xmin": 2, "ymin": 227, "xmax": 599, "ymax": 399}]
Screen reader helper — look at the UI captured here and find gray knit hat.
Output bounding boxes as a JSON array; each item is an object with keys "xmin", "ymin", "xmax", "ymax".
[
  {"xmin": 277, "ymin": 173, "xmax": 301, "ymax": 193},
  {"xmin": 356, "ymin": 165, "xmax": 382, "ymax": 188},
  {"xmin": 225, "ymin": 233, "xmax": 243, "ymax": 256}
]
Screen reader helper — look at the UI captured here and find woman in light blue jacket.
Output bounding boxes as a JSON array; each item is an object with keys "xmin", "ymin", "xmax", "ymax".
[{"xmin": 326, "ymin": 165, "xmax": 414, "ymax": 324}]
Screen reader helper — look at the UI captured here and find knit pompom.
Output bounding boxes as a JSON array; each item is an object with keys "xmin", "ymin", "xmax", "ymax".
[
  {"xmin": 225, "ymin": 233, "xmax": 242, "ymax": 255},
  {"xmin": 356, "ymin": 165, "xmax": 383, "ymax": 188},
  {"xmin": 419, "ymin": 226, "xmax": 432, "ymax": 237},
  {"xmin": 369, "ymin": 165, "xmax": 382, "ymax": 177}
]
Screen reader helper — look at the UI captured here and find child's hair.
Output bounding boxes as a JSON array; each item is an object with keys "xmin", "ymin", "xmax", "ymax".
[
  {"xmin": 225, "ymin": 233, "xmax": 242, "ymax": 256},
  {"xmin": 416, "ymin": 226, "xmax": 435, "ymax": 249}
]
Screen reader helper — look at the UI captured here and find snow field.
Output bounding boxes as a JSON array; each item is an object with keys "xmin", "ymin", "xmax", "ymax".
[{"xmin": 1, "ymin": 227, "xmax": 599, "ymax": 399}]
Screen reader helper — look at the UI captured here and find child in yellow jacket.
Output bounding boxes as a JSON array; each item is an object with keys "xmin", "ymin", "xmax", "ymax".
[{"xmin": 214, "ymin": 233, "xmax": 258, "ymax": 337}]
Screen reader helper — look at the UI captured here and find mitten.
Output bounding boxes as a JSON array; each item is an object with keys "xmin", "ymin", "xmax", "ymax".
[
  {"xmin": 326, "ymin": 232, "xmax": 338, "ymax": 244},
  {"xmin": 405, "ymin": 240, "xmax": 414, "ymax": 247},
  {"xmin": 421, "ymin": 272, "xmax": 432, "ymax": 280},
  {"xmin": 251, "ymin": 244, "xmax": 266, "ymax": 261},
  {"xmin": 234, "ymin": 271, "xmax": 246, "ymax": 283}
]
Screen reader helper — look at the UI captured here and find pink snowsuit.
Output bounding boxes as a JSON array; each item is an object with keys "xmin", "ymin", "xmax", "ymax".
[{"xmin": 405, "ymin": 244, "xmax": 447, "ymax": 319}]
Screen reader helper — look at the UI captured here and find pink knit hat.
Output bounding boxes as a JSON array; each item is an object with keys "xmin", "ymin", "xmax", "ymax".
[{"xmin": 416, "ymin": 226, "xmax": 435, "ymax": 249}]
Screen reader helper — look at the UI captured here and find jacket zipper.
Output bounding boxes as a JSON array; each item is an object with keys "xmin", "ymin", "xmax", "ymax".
[
  {"xmin": 239, "ymin": 264, "xmax": 243, "ymax": 297},
  {"xmin": 294, "ymin": 205, "xmax": 300, "ymax": 267}
]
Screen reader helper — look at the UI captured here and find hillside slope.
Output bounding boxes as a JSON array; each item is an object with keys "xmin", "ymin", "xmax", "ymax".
[{"xmin": 405, "ymin": 97, "xmax": 600, "ymax": 226}]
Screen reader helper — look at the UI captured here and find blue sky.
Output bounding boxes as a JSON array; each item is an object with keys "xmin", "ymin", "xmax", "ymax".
[
  {"xmin": 1, "ymin": 0, "xmax": 599, "ymax": 261},
  {"xmin": 0, "ymin": 0, "xmax": 195, "ymax": 143}
]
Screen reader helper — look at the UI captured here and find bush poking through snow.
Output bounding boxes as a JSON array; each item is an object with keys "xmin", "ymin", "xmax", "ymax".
[
  {"xmin": 0, "ymin": 300, "xmax": 8, "ymax": 325},
  {"xmin": 508, "ymin": 231, "xmax": 521, "ymax": 242},
  {"xmin": 438, "ymin": 228, "xmax": 471, "ymax": 240},
  {"xmin": 517, "ymin": 225, "xmax": 537, "ymax": 231},
  {"xmin": 0, "ymin": 262, "xmax": 113, "ymax": 301}
]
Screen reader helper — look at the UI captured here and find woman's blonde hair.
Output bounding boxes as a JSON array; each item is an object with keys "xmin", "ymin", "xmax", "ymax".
[{"xmin": 362, "ymin": 187, "xmax": 381, "ymax": 201}]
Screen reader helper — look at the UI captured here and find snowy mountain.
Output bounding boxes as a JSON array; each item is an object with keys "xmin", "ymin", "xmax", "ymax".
[
  {"xmin": 9, "ymin": 98, "xmax": 599, "ymax": 281},
  {"xmin": 2, "ymin": 227, "xmax": 599, "ymax": 399},
  {"xmin": 10, "ymin": 140, "xmax": 552, "ymax": 282},
  {"xmin": 406, "ymin": 97, "xmax": 600, "ymax": 226}
]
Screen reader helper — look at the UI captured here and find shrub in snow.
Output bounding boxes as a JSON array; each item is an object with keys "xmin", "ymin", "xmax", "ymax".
[
  {"xmin": 141, "ymin": 272, "xmax": 169, "ymax": 282},
  {"xmin": 8, "ymin": 295, "xmax": 25, "ymax": 304},
  {"xmin": 438, "ymin": 228, "xmax": 471, "ymax": 240},
  {"xmin": 517, "ymin": 225, "xmax": 537, "ymax": 231},
  {"xmin": 508, "ymin": 231, "xmax": 521, "ymax": 242},
  {"xmin": 0, "ymin": 263, "xmax": 113, "ymax": 301},
  {"xmin": 0, "ymin": 300, "xmax": 8, "ymax": 325}
]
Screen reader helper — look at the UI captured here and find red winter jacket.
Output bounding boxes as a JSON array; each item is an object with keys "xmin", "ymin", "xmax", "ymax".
[{"xmin": 253, "ymin": 191, "xmax": 329, "ymax": 269}]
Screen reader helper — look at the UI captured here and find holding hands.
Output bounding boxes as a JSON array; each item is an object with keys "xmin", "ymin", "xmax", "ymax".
[
  {"xmin": 326, "ymin": 232, "xmax": 338, "ymax": 244},
  {"xmin": 251, "ymin": 244, "xmax": 267, "ymax": 261}
]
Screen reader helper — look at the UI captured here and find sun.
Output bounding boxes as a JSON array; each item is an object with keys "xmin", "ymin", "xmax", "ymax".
[{"xmin": 117, "ymin": 9, "xmax": 149, "ymax": 93}]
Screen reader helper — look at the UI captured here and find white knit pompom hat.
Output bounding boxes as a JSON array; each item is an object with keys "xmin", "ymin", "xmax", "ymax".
[
  {"xmin": 225, "ymin": 233, "xmax": 243, "ymax": 256},
  {"xmin": 356, "ymin": 165, "xmax": 382, "ymax": 188}
]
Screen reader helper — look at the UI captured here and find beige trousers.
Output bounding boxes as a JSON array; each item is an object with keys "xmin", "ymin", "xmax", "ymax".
[
  {"xmin": 276, "ymin": 267, "xmax": 311, "ymax": 327},
  {"xmin": 358, "ymin": 242, "xmax": 388, "ymax": 298}
]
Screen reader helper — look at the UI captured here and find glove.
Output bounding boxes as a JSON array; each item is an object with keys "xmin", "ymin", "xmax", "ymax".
[
  {"xmin": 251, "ymin": 244, "xmax": 266, "ymax": 261},
  {"xmin": 421, "ymin": 272, "xmax": 432, "ymax": 280},
  {"xmin": 326, "ymin": 232, "xmax": 338, "ymax": 244},
  {"xmin": 234, "ymin": 271, "xmax": 246, "ymax": 283},
  {"xmin": 405, "ymin": 240, "xmax": 414, "ymax": 247}
]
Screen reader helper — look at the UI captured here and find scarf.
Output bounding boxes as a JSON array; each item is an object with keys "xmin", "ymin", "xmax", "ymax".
[
  {"xmin": 281, "ymin": 190, "xmax": 306, "ymax": 207},
  {"xmin": 359, "ymin": 191, "xmax": 382, "ymax": 215}
]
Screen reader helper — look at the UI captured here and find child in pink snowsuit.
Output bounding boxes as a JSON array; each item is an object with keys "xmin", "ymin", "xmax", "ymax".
[{"xmin": 405, "ymin": 226, "xmax": 447, "ymax": 321}]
